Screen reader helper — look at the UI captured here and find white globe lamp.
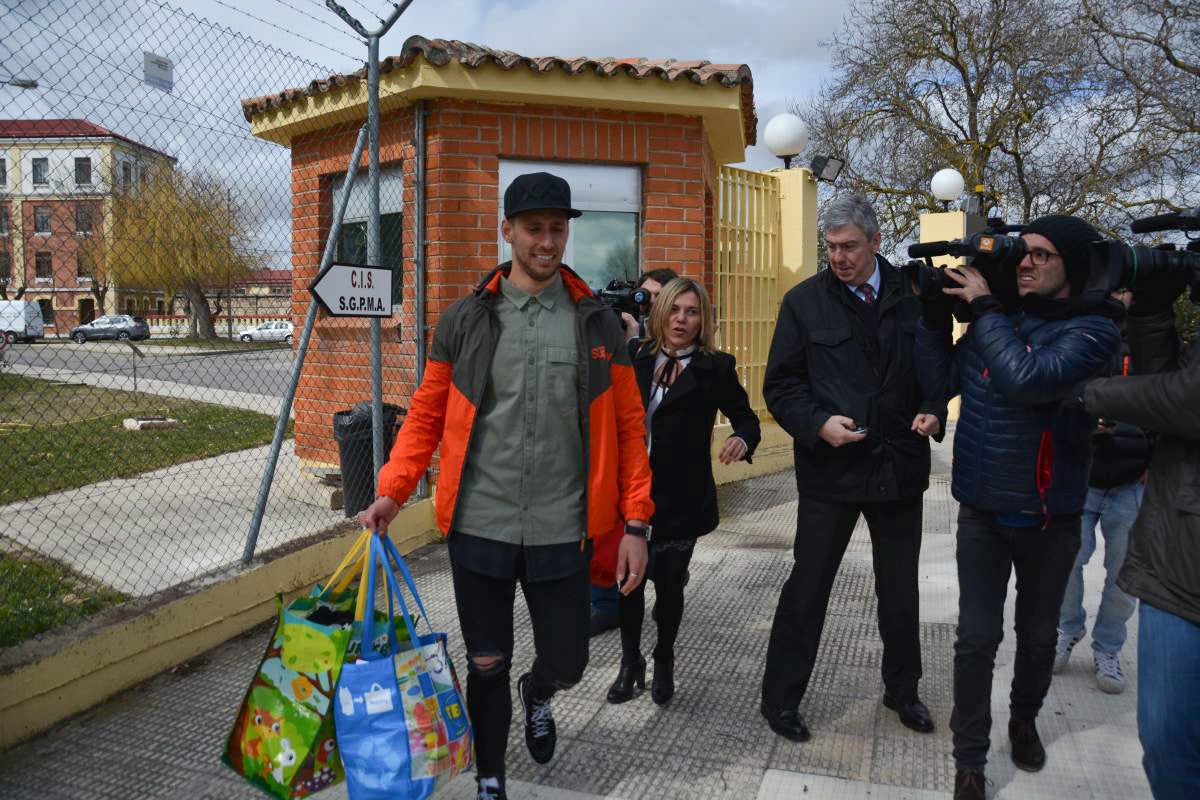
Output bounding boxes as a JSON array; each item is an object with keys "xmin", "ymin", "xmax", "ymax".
[
  {"xmin": 764, "ymin": 113, "xmax": 808, "ymax": 169},
  {"xmin": 931, "ymin": 168, "xmax": 965, "ymax": 209}
]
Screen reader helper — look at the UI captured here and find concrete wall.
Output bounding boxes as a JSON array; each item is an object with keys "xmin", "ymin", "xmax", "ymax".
[{"xmin": 0, "ymin": 499, "xmax": 436, "ymax": 751}]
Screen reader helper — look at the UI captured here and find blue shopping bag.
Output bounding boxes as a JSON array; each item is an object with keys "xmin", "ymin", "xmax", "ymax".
[{"xmin": 334, "ymin": 534, "xmax": 473, "ymax": 800}]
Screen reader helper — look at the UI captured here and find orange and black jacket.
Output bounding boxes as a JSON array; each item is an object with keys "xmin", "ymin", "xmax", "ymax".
[{"xmin": 377, "ymin": 263, "xmax": 655, "ymax": 537}]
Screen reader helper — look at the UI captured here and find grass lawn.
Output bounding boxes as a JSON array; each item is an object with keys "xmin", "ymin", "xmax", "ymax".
[
  {"xmin": 0, "ymin": 553, "xmax": 127, "ymax": 648},
  {"xmin": 0, "ymin": 373, "xmax": 292, "ymax": 505}
]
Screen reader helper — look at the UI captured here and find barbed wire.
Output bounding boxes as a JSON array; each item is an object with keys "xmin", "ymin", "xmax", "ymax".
[
  {"xmin": 263, "ymin": 0, "xmax": 368, "ymax": 47},
  {"xmin": 206, "ymin": 0, "xmax": 362, "ymax": 63},
  {"xmin": 143, "ymin": 0, "xmax": 339, "ymax": 74}
]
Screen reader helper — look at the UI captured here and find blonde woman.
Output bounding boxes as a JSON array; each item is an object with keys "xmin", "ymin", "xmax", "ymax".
[{"xmin": 605, "ymin": 276, "xmax": 761, "ymax": 705}]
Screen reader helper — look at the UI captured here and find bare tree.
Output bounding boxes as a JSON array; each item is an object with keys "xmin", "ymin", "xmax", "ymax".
[
  {"xmin": 1085, "ymin": 0, "xmax": 1199, "ymax": 137},
  {"xmin": 793, "ymin": 0, "xmax": 1191, "ymax": 246}
]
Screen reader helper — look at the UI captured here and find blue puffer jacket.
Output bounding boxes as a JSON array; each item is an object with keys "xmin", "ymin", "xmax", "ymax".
[{"xmin": 917, "ymin": 306, "xmax": 1120, "ymax": 516}]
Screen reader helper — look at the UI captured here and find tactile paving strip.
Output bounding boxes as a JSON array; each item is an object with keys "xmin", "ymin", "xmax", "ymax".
[{"xmin": 0, "ymin": 466, "xmax": 1150, "ymax": 799}]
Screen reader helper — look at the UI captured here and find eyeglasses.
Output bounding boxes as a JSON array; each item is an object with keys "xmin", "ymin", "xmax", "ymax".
[{"xmin": 1026, "ymin": 248, "xmax": 1061, "ymax": 267}]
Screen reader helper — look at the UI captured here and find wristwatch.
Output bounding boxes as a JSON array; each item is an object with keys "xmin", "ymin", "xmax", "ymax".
[{"xmin": 624, "ymin": 522, "xmax": 650, "ymax": 539}]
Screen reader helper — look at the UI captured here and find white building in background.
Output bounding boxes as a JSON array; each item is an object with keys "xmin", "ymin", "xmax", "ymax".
[{"xmin": 0, "ymin": 119, "xmax": 175, "ymax": 332}]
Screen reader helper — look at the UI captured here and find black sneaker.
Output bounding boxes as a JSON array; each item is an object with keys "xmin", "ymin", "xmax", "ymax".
[
  {"xmin": 1009, "ymin": 718, "xmax": 1046, "ymax": 772},
  {"xmin": 475, "ymin": 775, "xmax": 507, "ymax": 800},
  {"xmin": 517, "ymin": 672, "xmax": 556, "ymax": 764}
]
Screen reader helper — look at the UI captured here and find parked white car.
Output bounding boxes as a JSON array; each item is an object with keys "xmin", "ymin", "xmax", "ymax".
[{"xmin": 237, "ymin": 320, "xmax": 294, "ymax": 343}]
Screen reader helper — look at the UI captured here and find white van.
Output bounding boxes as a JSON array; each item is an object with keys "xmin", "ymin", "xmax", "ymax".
[{"xmin": 0, "ymin": 300, "xmax": 45, "ymax": 344}]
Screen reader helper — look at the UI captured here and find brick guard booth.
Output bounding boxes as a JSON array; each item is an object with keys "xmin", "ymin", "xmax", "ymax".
[{"xmin": 242, "ymin": 35, "xmax": 756, "ymax": 482}]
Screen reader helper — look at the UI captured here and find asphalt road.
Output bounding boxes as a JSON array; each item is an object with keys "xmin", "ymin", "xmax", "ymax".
[{"xmin": 2, "ymin": 341, "xmax": 296, "ymax": 398}]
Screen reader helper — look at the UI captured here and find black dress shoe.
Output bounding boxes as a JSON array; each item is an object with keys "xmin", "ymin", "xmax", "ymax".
[
  {"xmin": 883, "ymin": 693, "xmax": 935, "ymax": 733},
  {"xmin": 760, "ymin": 702, "xmax": 811, "ymax": 742},
  {"xmin": 606, "ymin": 658, "xmax": 646, "ymax": 704},
  {"xmin": 651, "ymin": 659, "xmax": 674, "ymax": 706},
  {"xmin": 1009, "ymin": 718, "xmax": 1046, "ymax": 772},
  {"xmin": 953, "ymin": 767, "xmax": 987, "ymax": 800}
]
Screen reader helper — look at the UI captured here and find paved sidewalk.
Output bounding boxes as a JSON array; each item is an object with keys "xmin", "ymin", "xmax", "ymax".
[
  {"xmin": 3, "ymin": 439, "xmax": 345, "ymax": 596},
  {"xmin": 0, "ymin": 443, "xmax": 1150, "ymax": 798},
  {"xmin": 7, "ymin": 362, "xmax": 287, "ymax": 416}
]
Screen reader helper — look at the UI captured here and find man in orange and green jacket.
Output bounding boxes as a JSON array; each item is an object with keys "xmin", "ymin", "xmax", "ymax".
[{"xmin": 358, "ymin": 172, "xmax": 653, "ymax": 800}]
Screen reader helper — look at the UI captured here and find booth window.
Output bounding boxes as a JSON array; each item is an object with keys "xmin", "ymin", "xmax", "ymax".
[
  {"xmin": 333, "ymin": 166, "xmax": 403, "ymax": 307},
  {"xmin": 498, "ymin": 161, "xmax": 641, "ymax": 291}
]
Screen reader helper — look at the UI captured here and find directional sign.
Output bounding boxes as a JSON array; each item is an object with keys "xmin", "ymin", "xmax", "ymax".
[{"xmin": 309, "ymin": 262, "xmax": 394, "ymax": 317}]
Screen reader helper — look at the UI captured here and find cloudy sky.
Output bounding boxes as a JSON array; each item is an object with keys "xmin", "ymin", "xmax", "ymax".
[
  {"xmin": 185, "ymin": 0, "xmax": 847, "ymax": 168},
  {"xmin": 2, "ymin": 0, "xmax": 847, "ymax": 265}
]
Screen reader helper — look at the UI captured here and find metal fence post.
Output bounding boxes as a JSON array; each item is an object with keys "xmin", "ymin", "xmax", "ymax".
[
  {"xmin": 242, "ymin": 126, "xmax": 368, "ymax": 563},
  {"xmin": 324, "ymin": 0, "xmax": 413, "ymax": 493}
]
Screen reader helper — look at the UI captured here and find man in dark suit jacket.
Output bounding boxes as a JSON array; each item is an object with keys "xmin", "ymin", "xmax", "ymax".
[{"xmin": 760, "ymin": 195, "xmax": 943, "ymax": 743}]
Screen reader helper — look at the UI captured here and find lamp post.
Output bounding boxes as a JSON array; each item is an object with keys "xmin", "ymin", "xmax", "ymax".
[
  {"xmin": 764, "ymin": 113, "xmax": 808, "ymax": 169},
  {"xmin": 931, "ymin": 168, "xmax": 965, "ymax": 210},
  {"xmin": 2, "ymin": 77, "xmax": 38, "ymax": 89}
]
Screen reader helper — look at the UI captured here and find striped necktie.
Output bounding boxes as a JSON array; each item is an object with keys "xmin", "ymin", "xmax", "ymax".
[{"xmin": 860, "ymin": 283, "xmax": 875, "ymax": 305}]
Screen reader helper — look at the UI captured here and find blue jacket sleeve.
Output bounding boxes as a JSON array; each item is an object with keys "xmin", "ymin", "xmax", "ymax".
[
  {"xmin": 915, "ymin": 317, "xmax": 959, "ymax": 413},
  {"xmin": 972, "ymin": 312, "xmax": 1121, "ymax": 405}
]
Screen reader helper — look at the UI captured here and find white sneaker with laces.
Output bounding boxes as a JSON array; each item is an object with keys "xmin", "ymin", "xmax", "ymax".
[
  {"xmin": 1053, "ymin": 629, "xmax": 1083, "ymax": 674},
  {"xmin": 1094, "ymin": 650, "xmax": 1126, "ymax": 694}
]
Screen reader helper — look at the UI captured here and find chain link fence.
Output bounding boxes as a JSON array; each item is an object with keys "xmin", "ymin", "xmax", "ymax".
[{"xmin": 1, "ymin": 0, "xmax": 418, "ymax": 649}]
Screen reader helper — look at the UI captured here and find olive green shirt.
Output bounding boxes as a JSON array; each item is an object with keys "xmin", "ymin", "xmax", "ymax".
[{"xmin": 454, "ymin": 273, "xmax": 586, "ymax": 545}]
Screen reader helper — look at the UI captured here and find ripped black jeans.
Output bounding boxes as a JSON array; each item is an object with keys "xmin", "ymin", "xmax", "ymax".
[{"xmin": 449, "ymin": 555, "xmax": 590, "ymax": 777}]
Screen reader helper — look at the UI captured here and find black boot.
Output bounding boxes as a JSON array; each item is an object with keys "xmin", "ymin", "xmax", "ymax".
[
  {"xmin": 651, "ymin": 659, "xmax": 675, "ymax": 706},
  {"xmin": 1009, "ymin": 718, "xmax": 1046, "ymax": 772},
  {"xmin": 606, "ymin": 658, "xmax": 646, "ymax": 704},
  {"xmin": 953, "ymin": 768, "xmax": 986, "ymax": 800}
]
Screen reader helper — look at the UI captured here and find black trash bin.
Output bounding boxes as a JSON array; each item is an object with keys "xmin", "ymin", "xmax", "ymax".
[{"xmin": 333, "ymin": 401, "xmax": 405, "ymax": 519}]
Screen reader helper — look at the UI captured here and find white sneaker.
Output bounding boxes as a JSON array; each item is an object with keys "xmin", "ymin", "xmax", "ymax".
[
  {"xmin": 1053, "ymin": 630, "xmax": 1082, "ymax": 674},
  {"xmin": 1094, "ymin": 651, "xmax": 1126, "ymax": 694}
]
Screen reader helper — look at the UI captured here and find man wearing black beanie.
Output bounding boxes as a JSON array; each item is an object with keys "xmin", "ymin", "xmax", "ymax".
[{"xmin": 915, "ymin": 214, "xmax": 1123, "ymax": 799}]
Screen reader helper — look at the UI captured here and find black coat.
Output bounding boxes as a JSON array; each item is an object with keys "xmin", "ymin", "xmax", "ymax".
[
  {"xmin": 634, "ymin": 343, "xmax": 761, "ymax": 539},
  {"xmin": 765, "ymin": 258, "xmax": 941, "ymax": 502},
  {"xmin": 1086, "ymin": 311, "xmax": 1200, "ymax": 624}
]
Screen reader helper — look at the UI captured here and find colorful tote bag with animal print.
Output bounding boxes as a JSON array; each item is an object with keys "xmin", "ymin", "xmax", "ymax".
[
  {"xmin": 222, "ymin": 530, "xmax": 372, "ymax": 799},
  {"xmin": 334, "ymin": 533, "xmax": 473, "ymax": 800}
]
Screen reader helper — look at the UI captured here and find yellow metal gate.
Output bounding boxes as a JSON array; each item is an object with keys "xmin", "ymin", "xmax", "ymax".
[{"xmin": 714, "ymin": 165, "xmax": 782, "ymax": 419}]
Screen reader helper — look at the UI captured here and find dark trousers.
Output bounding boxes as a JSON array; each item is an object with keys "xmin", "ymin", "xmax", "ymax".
[
  {"xmin": 950, "ymin": 505, "xmax": 1081, "ymax": 768},
  {"xmin": 449, "ymin": 557, "xmax": 590, "ymax": 778},
  {"xmin": 618, "ymin": 539, "xmax": 697, "ymax": 665},
  {"xmin": 761, "ymin": 495, "xmax": 924, "ymax": 710}
]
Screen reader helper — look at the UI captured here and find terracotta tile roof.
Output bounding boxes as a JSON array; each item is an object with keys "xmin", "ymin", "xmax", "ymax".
[
  {"xmin": 242, "ymin": 35, "xmax": 757, "ymax": 144},
  {"xmin": 0, "ymin": 118, "xmax": 175, "ymax": 160}
]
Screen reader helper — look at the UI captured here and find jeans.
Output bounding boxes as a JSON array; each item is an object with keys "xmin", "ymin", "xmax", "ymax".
[
  {"xmin": 1138, "ymin": 602, "xmax": 1200, "ymax": 799},
  {"xmin": 950, "ymin": 505, "xmax": 1081, "ymax": 769},
  {"xmin": 1058, "ymin": 483, "xmax": 1143, "ymax": 654},
  {"xmin": 449, "ymin": 556, "xmax": 589, "ymax": 778},
  {"xmin": 591, "ymin": 582, "xmax": 619, "ymax": 619},
  {"xmin": 618, "ymin": 538, "xmax": 696, "ymax": 665},
  {"xmin": 762, "ymin": 495, "xmax": 923, "ymax": 710}
]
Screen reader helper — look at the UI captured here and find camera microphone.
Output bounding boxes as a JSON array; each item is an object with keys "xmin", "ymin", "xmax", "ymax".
[
  {"xmin": 1131, "ymin": 208, "xmax": 1200, "ymax": 234},
  {"xmin": 908, "ymin": 241, "xmax": 954, "ymax": 259}
]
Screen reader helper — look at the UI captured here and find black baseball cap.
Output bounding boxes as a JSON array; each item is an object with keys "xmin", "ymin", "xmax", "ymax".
[{"xmin": 503, "ymin": 172, "xmax": 583, "ymax": 220}]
